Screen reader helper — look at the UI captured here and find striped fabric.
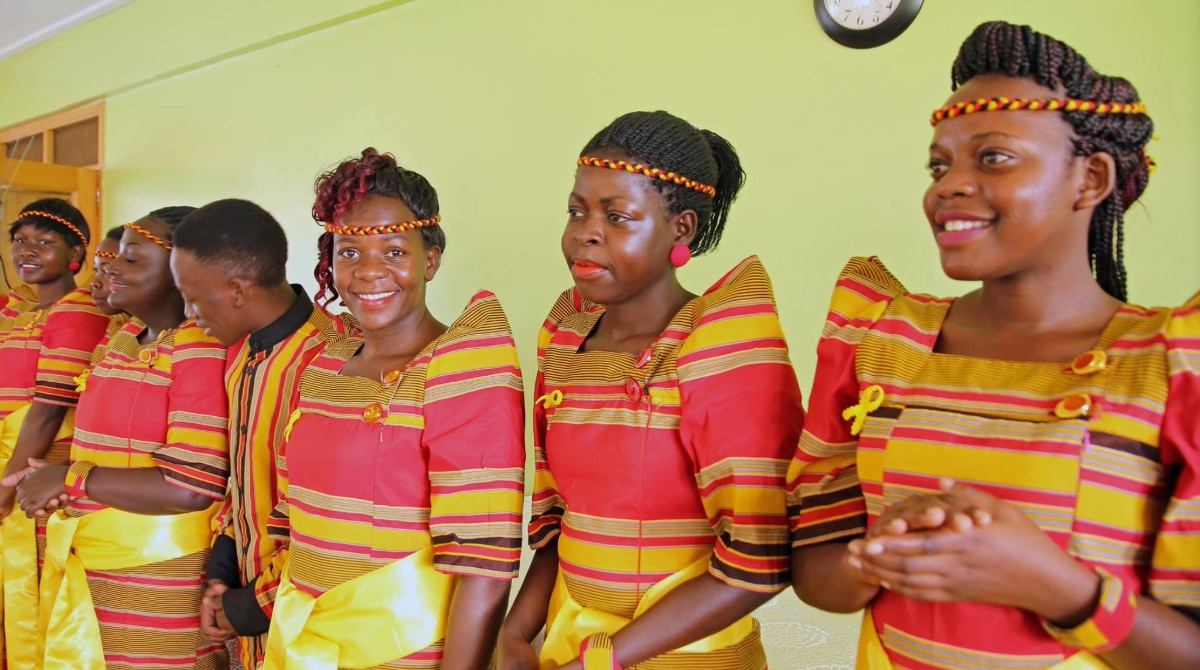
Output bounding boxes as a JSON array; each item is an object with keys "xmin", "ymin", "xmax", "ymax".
[
  {"xmin": 65, "ymin": 318, "xmax": 230, "ymax": 669},
  {"xmin": 530, "ymin": 257, "xmax": 804, "ymax": 668},
  {"xmin": 268, "ymin": 291, "xmax": 524, "ymax": 668},
  {"xmin": 0, "ymin": 287, "xmax": 109, "ymax": 419},
  {"xmin": 1186, "ymin": 290, "xmax": 1199, "ymax": 310},
  {"xmin": 788, "ymin": 257, "xmax": 1200, "ymax": 669},
  {"xmin": 220, "ymin": 303, "xmax": 348, "ymax": 669}
]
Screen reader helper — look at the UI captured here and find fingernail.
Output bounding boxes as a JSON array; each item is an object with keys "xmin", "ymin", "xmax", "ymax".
[
  {"xmin": 866, "ymin": 542, "xmax": 884, "ymax": 555},
  {"xmin": 940, "ymin": 477, "xmax": 955, "ymax": 490},
  {"xmin": 848, "ymin": 557, "xmax": 862, "ymax": 570},
  {"xmin": 880, "ymin": 581, "xmax": 891, "ymax": 590}
]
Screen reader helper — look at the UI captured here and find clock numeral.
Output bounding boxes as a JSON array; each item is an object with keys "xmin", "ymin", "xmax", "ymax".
[
  {"xmin": 844, "ymin": 9, "xmax": 852, "ymax": 19},
  {"xmin": 872, "ymin": 12, "xmax": 881, "ymax": 23}
]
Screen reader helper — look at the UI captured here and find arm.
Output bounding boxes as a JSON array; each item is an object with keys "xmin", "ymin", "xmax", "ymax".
[
  {"xmin": 441, "ymin": 576, "xmax": 514, "ymax": 670},
  {"xmin": 0, "ymin": 402, "xmax": 69, "ymax": 517},
  {"xmin": 792, "ymin": 542, "xmax": 879, "ymax": 614},
  {"xmin": 500, "ymin": 541, "xmax": 559, "ymax": 647}
]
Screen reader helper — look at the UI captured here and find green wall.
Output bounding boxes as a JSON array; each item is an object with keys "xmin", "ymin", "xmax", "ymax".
[{"xmin": 3, "ymin": 0, "xmax": 1198, "ymax": 397}]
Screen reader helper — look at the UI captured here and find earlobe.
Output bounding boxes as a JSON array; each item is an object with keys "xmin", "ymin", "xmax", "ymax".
[{"xmin": 1076, "ymin": 152, "xmax": 1117, "ymax": 211}]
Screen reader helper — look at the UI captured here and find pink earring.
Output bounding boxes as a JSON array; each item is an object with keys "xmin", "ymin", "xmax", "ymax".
[{"xmin": 669, "ymin": 244, "xmax": 691, "ymax": 268}]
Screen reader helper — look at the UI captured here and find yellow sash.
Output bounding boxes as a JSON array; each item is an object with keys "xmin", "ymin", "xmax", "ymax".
[
  {"xmin": 263, "ymin": 545, "xmax": 456, "ymax": 670},
  {"xmin": 0, "ymin": 401, "xmax": 74, "ymax": 669},
  {"xmin": 38, "ymin": 503, "xmax": 216, "ymax": 670},
  {"xmin": 538, "ymin": 556, "xmax": 755, "ymax": 668},
  {"xmin": 857, "ymin": 609, "xmax": 1112, "ymax": 669}
]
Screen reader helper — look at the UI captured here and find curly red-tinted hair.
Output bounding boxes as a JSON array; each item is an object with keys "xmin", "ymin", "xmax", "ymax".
[{"xmin": 311, "ymin": 147, "xmax": 444, "ymax": 307}]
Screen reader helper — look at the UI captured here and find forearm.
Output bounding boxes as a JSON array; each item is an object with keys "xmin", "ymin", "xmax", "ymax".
[
  {"xmin": 441, "ymin": 574, "xmax": 513, "ymax": 670},
  {"xmin": 792, "ymin": 542, "xmax": 879, "ymax": 613},
  {"xmin": 501, "ymin": 541, "xmax": 559, "ymax": 642},
  {"xmin": 609, "ymin": 573, "xmax": 775, "ymax": 667},
  {"xmin": 86, "ymin": 466, "xmax": 214, "ymax": 514},
  {"xmin": 2, "ymin": 403, "xmax": 69, "ymax": 480},
  {"xmin": 1097, "ymin": 599, "xmax": 1200, "ymax": 669}
]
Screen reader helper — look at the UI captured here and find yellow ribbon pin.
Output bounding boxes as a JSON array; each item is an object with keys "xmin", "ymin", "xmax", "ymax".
[
  {"xmin": 842, "ymin": 385, "xmax": 885, "ymax": 436},
  {"xmin": 535, "ymin": 389, "xmax": 563, "ymax": 409}
]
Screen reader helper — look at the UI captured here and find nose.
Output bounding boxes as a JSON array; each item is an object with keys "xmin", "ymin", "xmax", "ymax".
[
  {"xmin": 353, "ymin": 253, "xmax": 388, "ymax": 280},
  {"xmin": 572, "ymin": 213, "xmax": 604, "ymax": 246},
  {"xmin": 934, "ymin": 163, "xmax": 977, "ymax": 200}
]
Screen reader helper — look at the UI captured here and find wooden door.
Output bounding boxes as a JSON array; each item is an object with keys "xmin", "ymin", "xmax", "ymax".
[{"xmin": 0, "ymin": 158, "xmax": 101, "ymax": 297}]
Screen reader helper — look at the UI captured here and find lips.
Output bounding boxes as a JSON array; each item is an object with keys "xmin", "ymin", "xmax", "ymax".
[
  {"xmin": 352, "ymin": 290, "xmax": 398, "ymax": 308},
  {"xmin": 570, "ymin": 259, "xmax": 607, "ymax": 280}
]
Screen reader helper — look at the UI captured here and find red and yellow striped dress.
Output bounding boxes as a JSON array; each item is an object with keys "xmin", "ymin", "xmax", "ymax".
[
  {"xmin": 64, "ymin": 318, "xmax": 230, "ymax": 669},
  {"xmin": 0, "ymin": 287, "xmax": 109, "ymax": 669},
  {"xmin": 269, "ymin": 291, "xmax": 524, "ymax": 668},
  {"xmin": 530, "ymin": 256, "xmax": 805, "ymax": 668},
  {"xmin": 788, "ymin": 257, "xmax": 1200, "ymax": 669}
]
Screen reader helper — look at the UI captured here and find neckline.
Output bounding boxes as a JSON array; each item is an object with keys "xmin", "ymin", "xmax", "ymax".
[{"xmin": 923, "ymin": 296, "xmax": 1130, "ymax": 366}]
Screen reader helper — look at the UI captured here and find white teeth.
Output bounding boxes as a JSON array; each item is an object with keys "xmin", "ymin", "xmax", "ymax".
[
  {"xmin": 358, "ymin": 292, "xmax": 396, "ymax": 301},
  {"xmin": 942, "ymin": 220, "xmax": 991, "ymax": 232}
]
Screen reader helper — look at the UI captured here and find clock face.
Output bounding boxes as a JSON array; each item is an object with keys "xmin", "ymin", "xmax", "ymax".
[{"xmin": 823, "ymin": 0, "xmax": 899, "ymax": 31}]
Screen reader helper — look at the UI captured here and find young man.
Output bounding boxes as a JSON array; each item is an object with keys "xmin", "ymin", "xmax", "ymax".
[{"xmin": 172, "ymin": 199, "xmax": 351, "ymax": 669}]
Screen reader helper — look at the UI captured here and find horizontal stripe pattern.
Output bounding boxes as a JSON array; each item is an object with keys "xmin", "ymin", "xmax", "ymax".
[
  {"xmin": 0, "ymin": 288, "xmax": 109, "ymax": 418},
  {"xmin": 531, "ymin": 257, "xmax": 803, "ymax": 667},
  {"xmin": 270, "ymin": 291, "xmax": 524, "ymax": 665},
  {"xmin": 787, "ymin": 256, "xmax": 1200, "ymax": 667}
]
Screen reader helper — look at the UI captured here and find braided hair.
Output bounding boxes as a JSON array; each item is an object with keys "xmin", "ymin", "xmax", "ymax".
[
  {"xmin": 951, "ymin": 21, "xmax": 1153, "ymax": 302},
  {"xmin": 11, "ymin": 198, "xmax": 91, "ymax": 248},
  {"xmin": 582, "ymin": 111, "xmax": 745, "ymax": 256},
  {"xmin": 146, "ymin": 206, "xmax": 198, "ymax": 243},
  {"xmin": 311, "ymin": 148, "xmax": 443, "ymax": 307}
]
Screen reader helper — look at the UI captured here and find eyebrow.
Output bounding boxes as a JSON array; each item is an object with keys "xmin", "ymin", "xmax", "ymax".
[{"xmin": 930, "ymin": 130, "xmax": 1021, "ymax": 150}]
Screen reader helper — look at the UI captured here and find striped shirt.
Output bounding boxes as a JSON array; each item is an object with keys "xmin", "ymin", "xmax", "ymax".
[
  {"xmin": 216, "ymin": 289, "xmax": 349, "ymax": 668},
  {"xmin": 268, "ymin": 291, "xmax": 525, "ymax": 667},
  {"xmin": 0, "ymin": 287, "xmax": 109, "ymax": 419},
  {"xmin": 530, "ymin": 257, "xmax": 804, "ymax": 667},
  {"xmin": 787, "ymin": 257, "xmax": 1200, "ymax": 669},
  {"xmin": 69, "ymin": 318, "xmax": 230, "ymax": 510}
]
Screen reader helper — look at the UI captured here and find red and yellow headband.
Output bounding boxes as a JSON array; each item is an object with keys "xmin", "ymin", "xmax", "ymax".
[
  {"xmin": 324, "ymin": 214, "xmax": 442, "ymax": 236},
  {"xmin": 124, "ymin": 223, "xmax": 173, "ymax": 251},
  {"xmin": 577, "ymin": 157, "xmax": 716, "ymax": 198},
  {"xmin": 20, "ymin": 211, "xmax": 87, "ymax": 245},
  {"xmin": 95, "ymin": 250, "xmax": 118, "ymax": 260},
  {"xmin": 931, "ymin": 97, "xmax": 1148, "ymax": 126}
]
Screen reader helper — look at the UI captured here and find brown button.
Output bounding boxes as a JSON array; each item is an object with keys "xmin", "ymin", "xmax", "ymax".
[
  {"xmin": 138, "ymin": 348, "xmax": 155, "ymax": 364},
  {"xmin": 625, "ymin": 378, "xmax": 643, "ymax": 402},
  {"xmin": 634, "ymin": 347, "xmax": 653, "ymax": 369},
  {"xmin": 362, "ymin": 403, "xmax": 385, "ymax": 424},
  {"xmin": 382, "ymin": 369, "xmax": 402, "ymax": 386},
  {"xmin": 1054, "ymin": 393, "xmax": 1094, "ymax": 419},
  {"xmin": 1069, "ymin": 350, "xmax": 1108, "ymax": 375}
]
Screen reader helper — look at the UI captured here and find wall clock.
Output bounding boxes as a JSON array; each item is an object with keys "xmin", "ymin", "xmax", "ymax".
[{"xmin": 815, "ymin": 0, "xmax": 923, "ymax": 49}]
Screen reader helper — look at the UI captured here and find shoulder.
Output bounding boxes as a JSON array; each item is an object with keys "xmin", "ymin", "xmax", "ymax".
[
  {"xmin": 679, "ymin": 256, "xmax": 786, "ymax": 358},
  {"xmin": 538, "ymin": 287, "xmax": 600, "ymax": 353},
  {"xmin": 433, "ymin": 290, "xmax": 517, "ymax": 355}
]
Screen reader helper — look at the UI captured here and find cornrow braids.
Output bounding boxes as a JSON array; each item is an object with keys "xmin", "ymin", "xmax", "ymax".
[
  {"xmin": 11, "ymin": 198, "xmax": 91, "ymax": 248},
  {"xmin": 146, "ymin": 205, "xmax": 198, "ymax": 246},
  {"xmin": 582, "ymin": 111, "xmax": 745, "ymax": 256},
  {"xmin": 311, "ymin": 147, "xmax": 444, "ymax": 307},
  {"xmin": 951, "ymin": 21, "xmax": 1153, "ymax": 302}
]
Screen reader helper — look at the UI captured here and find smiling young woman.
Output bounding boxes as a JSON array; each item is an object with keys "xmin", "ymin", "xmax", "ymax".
[
  {"xmin": 497, "ymin": 111, "xmax": 805, "ymax": 670},
  {"xmin": 262, "ymin": 148, "xmax": 525, "ymax": 670},
  {"xmin": 0, "ymin": 199, "xmax": 109, "ymax": 667},
  {"xmin": 787, "ymin": 21, "xmax": 1200, "ymax": 670}
]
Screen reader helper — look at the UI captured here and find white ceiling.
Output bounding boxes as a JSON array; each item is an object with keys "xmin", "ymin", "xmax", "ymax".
[{"xmin": 0, "ymin": 0, "xmax": 135, "ymax": 62}]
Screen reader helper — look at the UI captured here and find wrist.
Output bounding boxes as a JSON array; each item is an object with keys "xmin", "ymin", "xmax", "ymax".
[
  {"xmin": 1041, "ymin": 567, "xmax": 1137, "ymax": 653},
  {"xmin": 579, "ymin": 633, "xmax": 621, "ymax": 670},
  {"xmin": 65, "ymin": 461, "xmax": 98, "ymax": 499}
]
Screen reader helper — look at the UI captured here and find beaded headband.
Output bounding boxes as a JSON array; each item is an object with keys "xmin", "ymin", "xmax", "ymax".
[
  {"xmin": 124, "ymin": 223, "xmax": 173, "ymax": 251},
  {"xmin": 19, "ymin": 211, "xmax": 88, "ymax": 245},
  {"xmin": 95, "ymin": 250, "xmax": 118, "ymax": 260},
  {"xmin": 931, "ymin": 97, "xmax": 1148, "ymax": 126},
  {"xmin": 324, "ymin": 214, "xmax": 442, "ymax": 236},
  {"xmin": 577, "ymin": 157, "xmax": 716, "ymax": 198}
]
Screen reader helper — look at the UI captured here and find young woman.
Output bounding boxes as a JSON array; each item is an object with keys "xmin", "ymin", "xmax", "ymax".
[
  {"xmin": 0, "ymin": 200, "xmax": 109, "ymax": 668},
  {"xmin": 89, "ymin": 225, "xmax": 129, "ymax": 338},
  {"xmin": 498, "ymin": 111, "xmax": 804, "ymax": 669},
  {"xmin": 788, "ymin": 21, "xmax": 1200, "ymax": 670},
  {"xmin": 262, "ymin": 148, "xmax": 525, "ymax": 670},
  {"xmin": 10, "ymin": 205, "xmax": 231, "ymax": 670}
]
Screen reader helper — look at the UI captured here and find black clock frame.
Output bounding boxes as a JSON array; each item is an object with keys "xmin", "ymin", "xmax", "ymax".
[{"xmin": 814, "ymin": 0, "xmax": 924, "ymax": 49}]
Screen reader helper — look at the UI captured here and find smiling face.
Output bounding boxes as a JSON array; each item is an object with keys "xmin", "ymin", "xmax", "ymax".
[
  {"xmin": 107, "ymin": 217, "xmax": 179, "ymax": 319},
  {"xmin": 9, "ymin": 223, "xmax": 78, "ymax": 286},
  {"xmin": 562, "ymin": 151, "xmax": 695, "ymax": 307},
  {"xmin": 89, "ymin": 237, "xmax": 122, "ymax": 315},
  {"xmin": 331, "ymin": 194, "xmax": 441, "ymax": 334},
  {"xmin": 924, "ymin": 75, "xmax": 1096, "ymax": 283}
]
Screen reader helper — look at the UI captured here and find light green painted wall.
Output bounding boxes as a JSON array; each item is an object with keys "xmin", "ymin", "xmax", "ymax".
[{"xmin": 3, "ymin": 0, "xmax": 1198, "ymax": 398}]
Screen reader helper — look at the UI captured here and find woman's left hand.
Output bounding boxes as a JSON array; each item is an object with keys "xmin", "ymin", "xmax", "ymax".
[
  {"xmin": 14, "ymin": 460, "xmax": 71, "ymax": 518},
  {"xmin": 855, "ymin": 480, "xmax": 1101, "ymax": 625}
]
